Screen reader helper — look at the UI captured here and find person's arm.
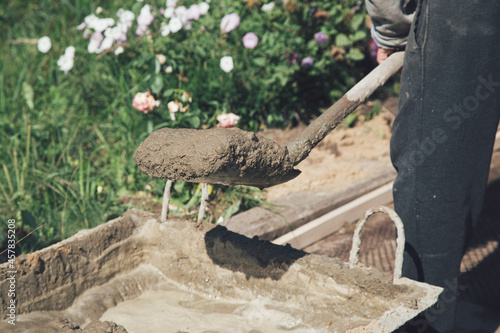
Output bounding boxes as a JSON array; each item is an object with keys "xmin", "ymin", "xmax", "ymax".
[{"xmin": 365, "ymin": 0, "xmax": 416, "ymax": 63}]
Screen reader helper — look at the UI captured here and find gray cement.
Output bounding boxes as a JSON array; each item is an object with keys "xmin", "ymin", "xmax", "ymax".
[{"xmin": 0, "ymin": 209, "xmax": 442, "ymax": 332}]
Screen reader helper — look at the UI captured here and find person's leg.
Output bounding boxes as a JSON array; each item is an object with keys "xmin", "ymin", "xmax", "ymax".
[{"xmin": 391, "ymin": 0, "xmax": 500, "ymax": 331}]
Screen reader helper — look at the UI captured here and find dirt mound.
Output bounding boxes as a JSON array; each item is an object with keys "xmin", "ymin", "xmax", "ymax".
[{"xmin": 262, "ymin": 110, "xmax": 394, "ymax": 201}]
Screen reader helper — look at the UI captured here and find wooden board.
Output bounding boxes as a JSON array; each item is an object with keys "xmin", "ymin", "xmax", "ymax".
[{"xmin": 273, "ymin": 182, "xmax": 394, "ymax": 249}]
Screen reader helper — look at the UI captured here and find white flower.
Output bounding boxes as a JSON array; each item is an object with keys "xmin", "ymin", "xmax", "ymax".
[
  {"xmin": 88, "ymin": 39, "xmax": 100, "ymax": 53},
  {"xmin": 57, "ymin": 54, "xmax": 74, "ymax": 74},
  {"xmin": 99, "ymin": 36, "xmax": 114, "ymax": 52},
  {"xmin": 156, "ymin": 54, "xmax": 167, "ymax": 64},
  {"xmin": 88, "ymin": 31, "xmax": 103, "ymax": 53},
  {"xmin": 117, "ymin": 9, "xmax": 135, "ymax": 27},
  {"xmin": 163, "ymin": 7, "xmax": 175, "ymax": 18},
  {"xmin": 175, "ymin": 6, "xmax": 188, "ymax": 23},
  {"xmin": 160, "ymin": 25, "xmax": 171, "ymax": 36},
  {"xmin": 220, "ymin": 56, "xmax": 234, "ymax": 73},
  {"xmin": 167, "ymin": 100, "xmax": 181, "ymax": 113},
  {"xmin": 168, "ymin": 100, "xmax": 183, "ymax": 120},
  {"xmin": 187, "ymin": 4, "xmax": 201, "ymax": 21},
  {"xmin": 64, "ymin": 45, "xmax": 76, "ymax": 58},
  {"xmin": 114, "ymin": 46, "xmax": 124, "ymax": 55},
  {"xmin": 166, "ymin": 0, "xmax": 178, "ymax": 8},
  {"xmin": 217, "ymin": 113, "xmax": 240, "ymax": 128},
  {"xmin": 168, "ymin": 17, "xmax": 183, "ymax": 33},
  {"xmin": 105, "ymin": 26, "xmax": 125, "ymax": 41},
  {"xmin": 137, "ymin": 5, "xmax": 154, "ymax": 26},
  {"xmin": 94, "ymin": 18, "xmax": 115, "ymax": 32},
  {"xmin": 220, "ymin": 13, "xmax": 240, "ymax": 33},
  {"xmin": 198, "ymin": 2, "xmax": 209, "ymax": 15},
  {"xmin": 37, "ymin": 36, "xmax": 51, "ymax": 53},
  {"xmin": 95, "ymin": 6, "xmax": 103, "ymax": 14},
  {"xmin": 84, "ymin": 14, "xmax": 99, "ymax": 28},
  {"xmin": 262, "ymin": 3, "xmax": 275, "ymax": 12},
  {"xmin": 165, "ymin": 66, "xmax": 173, "ymax": 73}
]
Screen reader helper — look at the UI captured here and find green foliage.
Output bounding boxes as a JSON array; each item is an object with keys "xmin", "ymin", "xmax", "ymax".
[{"xmin": 0, "ymin": 0, "xmax": 374, "ymax": 254}]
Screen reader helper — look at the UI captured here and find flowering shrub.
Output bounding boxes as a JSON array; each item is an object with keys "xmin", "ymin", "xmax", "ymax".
[{"xmin": 38, "ymin": 0, "xmax": 372, "ymax": 131}]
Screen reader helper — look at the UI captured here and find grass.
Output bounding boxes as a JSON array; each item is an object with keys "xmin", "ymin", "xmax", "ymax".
[{"xmin": 0, "ymin": 0, "xmax": 265, "ymax": 254}]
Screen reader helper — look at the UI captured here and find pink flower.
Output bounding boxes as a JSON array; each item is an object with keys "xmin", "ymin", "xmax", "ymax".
[
  {"xmin": 217, "ymin": 113, "xmax": 240, "ymax": 128},
  {"xmin": 133, "ymin": 90, "xmax": 159, "ymax": 113},
  {"xmin": 242, "ymin": 32, "xmax": 259, "ymax": 49},
  {"xmin": 220, "ymin": 13, "xmax": 240, "ymax": 33}
]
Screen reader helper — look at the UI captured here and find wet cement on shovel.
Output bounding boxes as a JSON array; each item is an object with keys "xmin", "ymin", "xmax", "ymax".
[{"xmin": 134, "ymin": 127, "xmax": 300, "ymax": 188}]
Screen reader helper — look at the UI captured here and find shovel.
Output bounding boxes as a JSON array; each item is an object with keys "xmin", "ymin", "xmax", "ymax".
[{"xmin": 134, "ymin": 52, "xmax": 404, "ymax": 189}]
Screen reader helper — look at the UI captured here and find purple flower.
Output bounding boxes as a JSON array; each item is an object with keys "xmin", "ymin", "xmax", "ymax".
[
  {"xmin": 314, "ymin": 31, "xmax": 328, "ymax": 45},
  {"xmin": 220, "ymin": 13, "xmax": 240, "ymax": 33},
  {"xmin": 242, "ymin": 32, "xmax": 259, "ymax": 49},
  {"xmin": 369, "ymin": 39, "xmax": 378, "ymax": 59},
  {"xmin": 301, "ymin": 57, "xmax": 314, "ymax": 68}
]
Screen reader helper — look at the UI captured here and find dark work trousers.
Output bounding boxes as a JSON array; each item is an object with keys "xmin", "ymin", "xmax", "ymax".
[{"xmin": 391, "ymin": 0, "xmax": 500, "ymax": 332}]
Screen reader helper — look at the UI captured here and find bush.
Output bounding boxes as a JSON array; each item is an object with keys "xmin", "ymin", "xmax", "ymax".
[
  {"xmin": 0, "ymin": 0, "xmax": 374, "ymax": 254},
  {"xmin": 119, "ymin": 0, "xmax": 373, "ymax": 130}
]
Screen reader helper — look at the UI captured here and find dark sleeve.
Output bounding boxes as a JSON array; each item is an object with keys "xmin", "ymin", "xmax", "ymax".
[{"xmin": 365, "ymin": 0, "xmax": 417, "ymax": 49}]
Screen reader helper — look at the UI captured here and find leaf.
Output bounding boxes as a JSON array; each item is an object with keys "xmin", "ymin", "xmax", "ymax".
[
  {"xmin": 188, "ymin": 116, "xmax": 201, "ymax": 128},
  {"xmin": 344, "ymin": 113, "xmax": 358, "ymax": 127},
  {"xmin": 350, "ymin": 14, "xmax": 365, "ymax": 31},
  {"xmin": 154, "ymin": 58, "xmax": 161, "ymax": 74},
  {"xmin": 22, "ymin": 82, "xmax": 34, "ymax": 110},
  {"xmin": 335, "ymin": 33, "xmax": 350, "ymax": 47},
  {"xmin": 163, "ymin": 89, "xmax": 175, "ymax": 97},
  {"xmin": 252, "ymin": 57, "xmax": 266, "ymax": 66},
  {"xmin": 150, "ymin": 75, "xmax": 164, "ymax": 94},
  {"xmin": 347, "ymin": 48, "xmax": 365, "ymax": 61},
  {"xmin": 352, "ymin": 30, "xmax": 367, "ymax": 42}
]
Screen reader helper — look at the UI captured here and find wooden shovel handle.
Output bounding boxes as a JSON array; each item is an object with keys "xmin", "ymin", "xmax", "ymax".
[{"xmin": 286, "ymin": 51, "xmax": 405, "ymax": 166}]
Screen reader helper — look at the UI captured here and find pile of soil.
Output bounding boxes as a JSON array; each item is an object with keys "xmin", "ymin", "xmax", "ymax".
[{"xmin": 261, "ymin": 101, "xmax": 395, "ymax": 202}]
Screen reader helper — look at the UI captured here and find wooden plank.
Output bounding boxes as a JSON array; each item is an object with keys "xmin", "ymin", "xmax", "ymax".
[
  {"xmin": 273, "ymin": 181, "xmax": 394, "ymax": 249},
  {"xmin": 224, "ymin": 167, "xmax": 396, "ymax": 240}
]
